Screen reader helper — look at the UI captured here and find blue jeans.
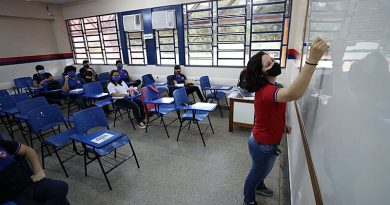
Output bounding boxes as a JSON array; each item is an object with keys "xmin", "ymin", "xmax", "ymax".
[{"xmin": 243, "ymin": 133, "xmax": 278, "ymax": 203}]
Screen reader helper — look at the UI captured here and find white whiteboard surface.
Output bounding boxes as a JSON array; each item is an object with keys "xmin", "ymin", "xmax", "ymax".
[{"xmin": 299, "ymin": 0, "xmax": 390, "ymax": 204}]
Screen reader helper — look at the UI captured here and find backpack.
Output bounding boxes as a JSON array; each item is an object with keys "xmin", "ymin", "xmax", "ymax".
[{"xmin": 45, "ymin": 80, "xmax": 62, "ymax": 91}]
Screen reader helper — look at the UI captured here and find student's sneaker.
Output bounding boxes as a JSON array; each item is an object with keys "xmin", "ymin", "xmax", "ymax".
[
  {"xmin": 137, "ymin": 122, "xmax": 146, "ymax": 129},
  {"xmin": 256, "ymin": 183, "xmax": 273, "ymax": 197},
  {"xmin": 243, "ymin": 201, "xmax": 257, "ymax": 205}
]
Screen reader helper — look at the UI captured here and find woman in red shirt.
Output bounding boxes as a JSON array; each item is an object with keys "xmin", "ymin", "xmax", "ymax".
[{"xmin": 242, "ymin": 37, "xmax": 329, "ymax": 205}]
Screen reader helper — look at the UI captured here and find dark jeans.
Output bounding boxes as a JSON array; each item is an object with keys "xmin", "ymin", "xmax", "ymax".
[
  {"xmin": 114, "ymin": 98, "xmax": 145, "ymax": 123},
  {"xmin": 70, "ymin": 95, "xmax": 87, "ymax": 110},
  {"xmin": 13, "ymin": 178, "xmax": 68, "ymax": 205},
  {"xmin": 243, "ymin": 133, "xmax": 278, "ymax": 203}
]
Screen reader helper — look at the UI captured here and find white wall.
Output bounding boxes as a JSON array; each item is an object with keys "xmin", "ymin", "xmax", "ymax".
[{"xmin": 0, "ymin": 0, "xmax": 72, "ymax": 89}]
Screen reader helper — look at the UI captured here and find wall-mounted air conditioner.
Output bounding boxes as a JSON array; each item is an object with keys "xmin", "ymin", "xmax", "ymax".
[
  {"xmin": 123, "ymin": 14, "xmax": 144, "ymax": 32},
  {"xmin": 152, "ymin": 10, "xmax": 176, "ymax": 30}
]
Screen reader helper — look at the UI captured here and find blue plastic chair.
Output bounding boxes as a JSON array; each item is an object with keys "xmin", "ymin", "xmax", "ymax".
[
  {"xmin": 144, "ymin": 85, "xmax": 177, "ymax": 138},
  {"xmin": 15, "ymin": 97, "xmax": 49, "ymax": 146},
  {"xmin": 0, "ymin": 93, "xmax": 29, "ymax": 142},
  {"xmin": 173, "ymin": 88, "xmax": 215, "ymax": 147},
  {"xmin": 199, "ymin": 76, "xmax": 229, "ymax": 118},
  {"xmin": 72, "ymin": 107, "xmax": 140, "ymax": 190},
  {"xmin": 0, "ymin": 89, "xmax": 9, "ymax": 97},
  {"xmin": 82, "ymin": 82, "xmax": 111, "ymax": 108},
  {"xmin": 13, "ymin": 77, "xmax": 33, "ymax": 94},
  {"xmin": 27, "ymin": 104, "xmax": 76, "ymax": 177},
  {"xmin": 142, "ymin": 74, "xmax": 168, "ymax": 94},
  {"xmin": 99, "ymin": 72, "xmax": 110, "ymax": 84}
]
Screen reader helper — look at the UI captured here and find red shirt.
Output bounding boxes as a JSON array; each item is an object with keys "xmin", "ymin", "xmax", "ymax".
[{"xmin": 253, "ymin": 84, "xmax": 286, "ymax": 144}]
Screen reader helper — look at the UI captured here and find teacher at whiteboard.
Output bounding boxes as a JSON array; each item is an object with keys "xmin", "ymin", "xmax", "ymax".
[{"xmin": 241, "ymin": 37, "xmax": 329, "ymax": 205}]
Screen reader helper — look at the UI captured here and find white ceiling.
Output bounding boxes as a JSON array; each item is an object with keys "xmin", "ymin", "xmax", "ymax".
[{"xmin": 26, "ymin": 0, "xmax": 86, "ymax": 5}]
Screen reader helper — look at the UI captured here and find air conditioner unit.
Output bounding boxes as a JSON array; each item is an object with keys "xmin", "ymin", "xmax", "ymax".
[
  {"xmin": 152, "ymin": 10, "xmax": 176, "ymax": 30},
  {"xmin": 123, "ymin": 14, "xmax": 144, "ymax": 32}
]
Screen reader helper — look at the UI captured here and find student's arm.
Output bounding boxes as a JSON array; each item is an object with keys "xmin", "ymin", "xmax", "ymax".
[
  {"xmin": 276, "ymin": 37, "xmax": 328, "ymax": 103},
  {"xmin": 32, "ymin": 80, "xmax": 39, "ymax": 87},
  {"xmin": 17, "ymin": 144, "xmax": 46, "ymax": 182},
  {"xmin": 39, "ymin": 74, "xmax": 54, "ymax": 85},
  {"xmin": 62, "ymin": 76, "xmax": 70, "ymax": 92}
]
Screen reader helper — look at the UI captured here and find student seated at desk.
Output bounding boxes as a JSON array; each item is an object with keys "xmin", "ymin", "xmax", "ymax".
[
  {"xmin": 79, "ymin": 60, "xmax": 98, "ymax": 83},
  {"xmin": 0, "ymin": 138, "xmax": 69, "ymax": 205},
  {"xmin": 62, "ymin": 65, "xmax": 87, "ymax": 110},
  {"xmin": 32, "ymin": 65, "xmax": 54, "ymax": 87},
  {"xmin": 115, "ymin": 60, "xmax": 141, "ymax": 87},
  {"xmin": 169, "ymin": 65, "xmax": 205, "ymax": 102},
  {"xmin": 107, "ymin": 70, "xmax": 146, "ymax": 129}
]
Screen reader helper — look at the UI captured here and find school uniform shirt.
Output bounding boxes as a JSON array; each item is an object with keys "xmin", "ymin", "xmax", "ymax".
[
  {"xmin": 119, "ymin": 70, "xmax": 130, "ymax": 81},
  {"xmin": 0, "ymin": 140, "xmax": 32, "ymax": 203},
  {"xmin": 33, "ymin": 72, "xmax": 52, "ymax": 84},
  {"xmin": 67, "ymin": 77, "xmax": 83, "ymax": 90},
  {"xmin": 175, "ymin": 74, "xmax": 187, "ymax": 84},
  {"xmin": 107, "ymin": 81, "xmax": 129, "ymax": 102},
  {"xmin": 252, "ymin": 84, "xmax": 287, "ymax": 145}
]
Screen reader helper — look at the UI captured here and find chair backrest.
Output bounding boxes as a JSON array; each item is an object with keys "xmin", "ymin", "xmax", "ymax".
[
  {"xmin": 99, "ymin": 72, "xmax": 110, "ymax": 83},
  {"xmin": 142, "ymin": 74, "xmax": 155, "ymax": 87},
  {"xmin": 172, "ymin": 88, "xmax": 189, "ymax": 107},
  {"xmin": 0, "ymin": 93, "xmax": 29, "ymax": 110},
  {"xmin": 16, "ymin": 97, "xmax": 49, "ymax": 115},
  {"xmin": 73, "ymin": 107, "xmax": 108, "ymax": 134},
  {"xmin": 26, "ymin": 104, "xmax": 66, "ymax": 133},
  {"xmin": 199, "ymin": 76, "xmax": 211, "ymax": 90},
  {"xmin": 145, "ymin": 85, "xmax": 160, "ymax": 102},
  {"xmin": 14, "ymin": 77, "xmax": 33, "ymax": 88},
  {"xmin": 83, "ymin": 81, "xmax": 104, "ymax": 95},
  {"xmin": 0, "ymin": 89, "xmax": 9, "ymax": 97},
  {"xmin": 167, "ymin": 75, "xmax": 176, "ymax": 86}
]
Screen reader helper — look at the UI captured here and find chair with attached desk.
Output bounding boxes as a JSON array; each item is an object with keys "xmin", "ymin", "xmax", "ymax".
[
  {"xmin": 199, "ymin": 76, "xmax": 231, "ymax": 118},
  {"xmin": 0, "ymin": 89, "xmax": 9, "ymax": 97},
  {"xmin": 142, "ymin": 74, "xmax": 168, "ymax": 94},
  {"xmin": 26, "ymin": 104, "xmax": 77, "ymax": 177},
  {"xmin": 13, "ymin": 77, "xmax": 33, "ymax": 94},
  {"xmin": 71, "ymin": 107, "xmax": 140, "ymax": 190},
  {"xmin": 0, "ymin": 93, "xmax": 30, "ymax": 143},
  {"xmin": 173, "ymin": 88, "xmax": 216, "ymax": 147},
  {"xmin": 143, "ymin": 85, "xmax": 177, "ymax": 138},
  {"xmin": 82, "ymin": 81, "xmax": 111, "ymax": 108}
]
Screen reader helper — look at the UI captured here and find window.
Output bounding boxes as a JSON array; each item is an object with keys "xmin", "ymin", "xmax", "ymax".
[
  {"xmin": 155, "ymin": 29, "xmax": 179, "ymax": 65},
  {"xmin": 183, "ymin": 0, "xmax": 290, "ymax": 67},
  {"xmin": 126, "ymin": 31, "xmax": 147, "ymax": 65},
  {"xmin": 67, "ymin": 14, "xmax": 122, "ymax": 64}
]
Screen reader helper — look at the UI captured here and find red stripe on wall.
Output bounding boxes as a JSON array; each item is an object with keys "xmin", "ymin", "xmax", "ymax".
[
  {"xmin": 288, "ymin": 49, "xmax": 301, "ymax": 58},
  {"xmin": 0, "ymin": 53, "xmax": 73, "ymax": 63}
]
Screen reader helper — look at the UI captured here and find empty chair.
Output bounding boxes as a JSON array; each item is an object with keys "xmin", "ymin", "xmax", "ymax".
[
  {"xmin": 13, "ymin": 77, "xmax": 33, "ymax": 94},
  {"xmin": 71, "ymin": 107, "xmax": 140, "ymax": 190},
  {"xmin": 173, "ymin": 88, "xmax": 216, "ymax": 147},
  {"xmin": 199, "ymin": 76, "xmax": 230, "ymax": 118},
  {"xmin": 0, "ymin": 89, "xmax": 9, "ymax": 97},
  {"xmin": 142, "ymin": 74, "xmax": 168, "ymax": 94},
  {"xmin": 82, "ymin": 81, "xmax": 110, "ymax": 108},
  {"xmin": 26, "ymin": 104, "xmax": 76, "ymax": 177}
]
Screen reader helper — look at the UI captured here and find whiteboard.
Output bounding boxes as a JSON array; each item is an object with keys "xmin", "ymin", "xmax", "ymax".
[{"xmin": 299, "ymin": 0, "xmax": 390, "ymax": 204}]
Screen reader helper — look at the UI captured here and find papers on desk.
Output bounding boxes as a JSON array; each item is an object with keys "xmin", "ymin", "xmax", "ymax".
[
  {"xmin": 69, "ymin": 88, "xmax": 83, "ymax": 94},
  {"xmin": 176, "ymin": 83, "xmax": 185, "ymax": 87},
  {"xmin": 91, "ymin": 133, "xmax": 115, "ymax": 144}
]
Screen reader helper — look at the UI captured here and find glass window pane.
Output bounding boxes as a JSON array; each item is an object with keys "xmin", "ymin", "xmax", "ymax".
[
  {"xmin": 102, "ymin": 28, "xmax": 117, "ymax": 34},
  {"xmin": 101, "ymin": 21, "xmax": 116, "ymax": 28},
  {"xmin": 187, "ymin": 2, "xmax": 211, "ymax": 11},
  {"xmin": 251, "ymin": 42, "xmax": 281, "ymax": 49},
  {"xmin": 188, "ymin": 11, "xmax": 212, "ymax": 19},
  {"xmin": 218, "ymin": 17, "xmax": 245, "ymax": 25},
  {"xmin": 104, "ymin": 40, "xmax": 119, "ymax": 47},
  {"xmin": 130, "ymin": 46, "xmax": 143, "ymax": 52},
  {"xmin": 74, "ymin": 43, "xmax": 85, "ymax": 48},
  {"xmin": 76, "ymin": 54, "xmax": 87, "ymax": 59},
  {"xmin": 218, "ymin": 35, "xmax": 245, "ymax": 42},
  {"xmin": 189, "ymin": 52, "xmax": 212, "ymax": 58},
  {"xmin": 161, "ymin": 59, "xmax": 175, "ymax": 65},
  {"xmin": 253, "ymin": 0, "xmax": 285, "ymax": 3},
  {"xmin": 252, "ymin": 33, "xmax": 282, "ymax": 41},
  {"xmin": 100, "ymin": 15, "xmax": 115, "ymax": 21},
  {"xmin": 83, "ymin": 17, "xmax": 98, "ymax": 23},
  {"xmin": 159, "ymin": 30, "xmax": 173, "ymax": 36},
  {"xmin": 106, "ymin": 53, "xmax": 120, "ymax": 59},
  {"xmin": 160, "ymin": 38, "xmax": 174, "ymax": 44},
  {"xmin": 218, "ymin": 8, "xmax": 246, "ymax": 17},
  {"xmin": 106, "ymin": 47, "xmax": 119, "ymax": 52},
  {"xmin": 84, "ymin": 23, "xmax": 98, "ymax": 29},
  {"xmin": 132, "ymin": 59, "xmax": 145, "ymax": 64},
  {"xmin": 128, "ymin": 32, "xmax": 142, "ymax": 38},
  {"xmin": 107, "ymin": 59, "xmax": 118, "ymax": 64},
  {"xmin": 189, "ymin": 59, "xmax": 213, "ymax": 65},
  {"xmin": 68, "ymin": 19, "xmax": 81, "ymax": 25},
  {"xmin": 253, "ymin": 4, "xmax": 285, "ymax": 14},
  {"xmin": 252, "ymin": 14, "xmax": 283, "ymax": 23},
  {"xmin": 160, "ymin": 45, "xmax": 175, "ymax": 51},
  {"xmin": 131, "ymin": 52, "xmax": 144, "ymax": 58},
  {"xmin": 218, "ymin": 43, "xmax": 244, "ymax": 50},
  {"xmin": 189, "ymin": 19, "xmax": 212, "ymax": 27},
  {"xmin": 252, "ymin": 23, "xmax": 283, "ymax": 32},
  {"xmin": 218, "ymin": 51, "xmax": 244, "ymax": 58},
  {"xmin": 90, "ymin": 59, "xmax": 104, "ymax": 64},
  {"xmin": 218, "ymin": 26, "xmax": 245, "ymax": 34},
  {"xmin": 161, "ymin": 52, "xmax": 175, "ymax": 58},
  {"xmin": 188, "ymin": 28, "xmax": 212, "ymax": 35},
  {"xmin": 72, "ymin": 37, "xmax": 84, "ymax": 42},
  {"xmin": 87, "ymin": 36, "xmax": 100, "ymax": 41},
  {"xmin": 189, "ymin": 44, "xmax": 212, "ymax": 51},
  {"xmin": 71, "ymin": 31, "xmax": 83, "ymax": 36},
  {"xmin": 129, "ymin": 39, "xmax": 143, "ymax": 45},
  {"xmin": 90, "ymin": 53, "xmax": 103, "ymax": 58},
  {"xmin": 218, "ymin": 59, "xmax": 244, "ymax": 66},
  {"xmin": 89, "ymin": 47, "xmax": 102, "ymax": 53},
  {"xmin": 74, "ymin": 48, "xmax": 86, "ymax": 53},
  {"xmin": 85, "ymin": 30, "xmax": 99, "ymax": 35},
  {"xmin": 188, "ymin": 36, "xmax": 213, "ymax": 43},
  {"xmin": 69, "ymin": 25, "xmax": 82, "ymax": 31},
  {"xmin": 88, "ymin": 42, "xmax": 101, "ymax": 47},
  {"xmin": 218, "ymin": 0, "xmax": 246, "ymax": 7},
  {"xmin": 103, "ymin": 34, "xmax": 118, "ymax": 41}
]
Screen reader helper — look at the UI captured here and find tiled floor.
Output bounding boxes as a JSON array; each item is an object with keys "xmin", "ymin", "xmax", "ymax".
[{"xmin": 2, "ymin": 108, "xmax": 289, "ymax": 205}]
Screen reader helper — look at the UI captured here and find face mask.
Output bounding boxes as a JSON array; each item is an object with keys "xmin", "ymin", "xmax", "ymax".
[
  {"xmin": 38, "ymin": 70, "xmax": 45, "ymax": 75},
  {"xmin": 112, "ymin": 76, "xmax": 121, "ymax": 82},
  {"xmin": 265, "ymin": 62, "xmax": 281, "ymax": 77},
  {"xmin": 84, "ymin": 64, "xmax": 89, "ymax": 69},
  {"xmin": 67, "ymin": 71, "xmax": 76, "ymax": 77},
  {"xmin": 117, "ymin": 65, "xmax": 123, "ymax": 70}
]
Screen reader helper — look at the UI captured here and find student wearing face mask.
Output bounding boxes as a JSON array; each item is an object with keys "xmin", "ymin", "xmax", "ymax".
[
  {"xmin": 115, "ymin": 60, "xmax": 141, "ymax": 87},
  {"xmin": 241, "ymin": 37, "xmax": 329, "ymax": 205},
  {"xmin": 62, "ymin": 65, "xmax": 87, "ymax": 110},
  {"xmin": 107, "ymin": 70, "xmax": 146, "ymax": 129},
  {"xmin": 169, "ymin": 65, "xmax": 205, "ymax": 102},
  {"xmin": 32, "ymin": 65, "xmax": 54, "ymax": 87},
  {"xmin": 79, "ymin": 60, "xmax": 98, "ymax": 83}
]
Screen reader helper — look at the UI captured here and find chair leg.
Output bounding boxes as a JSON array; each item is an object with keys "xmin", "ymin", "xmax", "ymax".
[
  {"xmin": 97, "ymin": 156, "xmax": 112, "ymax": 190},
  {"xmin": 161, "ymin": 116, "xmax": 170, "ymax": 138},
  {"xmin": 53, "ymin": 146, "xmax": 69, "ymax": 178},
  {"xmin": 225, "ymin": 96, "xmax": 230, "ymax": 111},
  {"xmin": 195, "ymin": 121, "xmax": 206, "ymax": 147},
  {"xmin": 145, "ymin": 115, "xmax": 150, "ymax": 133},
  {"xmin": 208, "ymin": 115, "xmax": 215, "ymax": 134},
  {"xmin": 84, "ymin": 150, "xmax": 88, "ymax": 176},
  {"xmin": 113, "ymin": 110, "xmax": 117, "ymax": 127},
  {"xmin": 41, "ymin": 142, "xmax": 45, "ymax": 169},
  {"xmin": 217, "ymin": 99, "xmax": 223, "ymax": 118},
  {"xmin": 177, "ymin": 120, "xmax": 183, "ymax": 142},
  {"xmin": 128, "ymin": 139, "xmax": 140, "ymax": 168},
  {"xmin": 128, "ymin": 110, "xmax": 136, "ymax": 130}
]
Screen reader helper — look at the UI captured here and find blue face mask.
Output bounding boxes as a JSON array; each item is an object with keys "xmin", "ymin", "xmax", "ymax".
[
  {"xmin": 67, "ymin": 71, "xmax": 76, "ymax": 77},
  {"xmin": 117, "ymin": 65, "xmax": 123, "ymax": 70},
  {"xmin": 112, "ymin": 76, "xmax": 121, "ymax": 82},
  {"xmin": 38, "ymin": 70, "xmax": 45, "ymax": 75}
]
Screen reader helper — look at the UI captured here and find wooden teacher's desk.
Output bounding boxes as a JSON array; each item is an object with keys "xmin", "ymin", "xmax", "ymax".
[{"xmin": 228, "ymin": 91, "xmax": 254, "ymax": 132}]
